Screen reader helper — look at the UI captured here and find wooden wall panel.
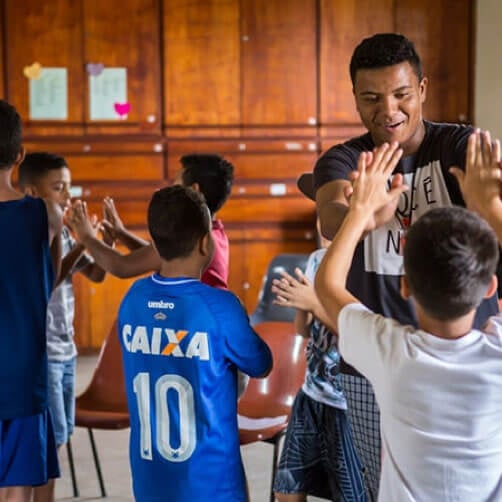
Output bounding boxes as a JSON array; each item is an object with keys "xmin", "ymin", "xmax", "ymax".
[
  {"xmin": 0, "ymin": 4, "xmax": 4, "ymax": 100},
  {"xmin": 83, "ymin": 0, "xmax": 162, "ymax": 134},
  {"xmin": 5, "ymin": 0, "xmax": 84, "ymax": 135},
  {"xmin": 395, "ymin": 0, "xmax": 472, "ymax": 123},
  {"xmin": 163, "ymin": 0, "xmax": 240, "ymax": 127},
  {"xmin": 319, "ymin": 0, "xmax": 394, "ymax": 127},
  {"xmin": 65, "ymin": 154, "xmax": 164, "ymax": 182},
  {"xmin": 241, "ymin": 0, "xmax": 317, "ymax": 127}
]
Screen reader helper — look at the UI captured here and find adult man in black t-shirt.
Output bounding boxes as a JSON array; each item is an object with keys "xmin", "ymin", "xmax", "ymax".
[{"xmin": 313, "ymin": 33, "xmax": 499, "ymax": 499}]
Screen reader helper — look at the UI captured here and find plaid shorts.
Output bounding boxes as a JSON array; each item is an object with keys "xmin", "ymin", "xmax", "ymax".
[
  {"xmin": 273, "ymin": 390, "xmax": 367, "ymax": 501},
  {"xmin": 341, "ymin": 374, "xmax": 381, "ymax": 501}
]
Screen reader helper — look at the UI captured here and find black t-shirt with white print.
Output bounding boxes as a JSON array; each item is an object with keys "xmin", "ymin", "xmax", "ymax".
[{"xmin": 314, "ymin": 120, "xmax": 498, "ymax": 338}]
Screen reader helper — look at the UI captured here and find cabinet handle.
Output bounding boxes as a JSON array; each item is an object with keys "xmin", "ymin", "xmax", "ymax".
[{"xmin": 243, "ymin": 282, "xmax": 250, "ymax": 290}]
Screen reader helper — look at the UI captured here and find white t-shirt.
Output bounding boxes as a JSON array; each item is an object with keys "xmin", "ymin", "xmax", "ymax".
[{"xmin": 339, "ymin": 303, "xmax": 502, "ymax": 502}]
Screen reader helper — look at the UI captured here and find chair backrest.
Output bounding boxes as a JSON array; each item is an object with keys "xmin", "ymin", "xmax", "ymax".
[
  {"xmin": 76, "ymin": 320, "xmax": 128, "ymax": 414},
  {"xmin": 249, "ymin": 253, "xmax": 309, "ymax": 325},
  {"xmin": 238, "ymin": 321, "xmax": 307, "ymax": 418}
]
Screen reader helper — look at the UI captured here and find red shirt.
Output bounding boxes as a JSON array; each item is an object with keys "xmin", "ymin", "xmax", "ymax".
[{"xmin": 201, "ymin": 219, "xmax": 229, "ymax": 289}]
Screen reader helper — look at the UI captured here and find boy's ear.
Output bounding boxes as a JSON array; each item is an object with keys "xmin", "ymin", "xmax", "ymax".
[
  {"xmin": 484, "ymin": 274, "xmax": 498, "ymax": 299},
  {"xmin": 15, "ymin": 147, "xmax": 26, "ymax": 167},
  {"xmin": 189, "ymin": 182, "xmax": 200, "ymax": 193},
  {"xmin": 199, "ymin": 231, "xmax": 212, "ymax": 257},
  {"xmin": 24, "ymin": 184, "xmax": 38, "ymax": 197},
  {"xmin": 400, "ymin": 275, "xmax": 412, "ymax": 299}
]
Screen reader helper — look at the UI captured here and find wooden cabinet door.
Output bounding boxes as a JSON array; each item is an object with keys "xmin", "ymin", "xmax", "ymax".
[
  {"xmin": 395, "ymin": 0, "xmax": 473, "ymax": 123},
  {"xmin": 83, "ymin": 0, "xmax": 162, "ymax": 134},
  {"xmin": 319, "ymin": 0, "xmax": 394, "ymax": 129},
  {"xmin": 240, "ymin": 0, "xmax": 317, "ymax": 129},
  {"xmin": 163, "ymin": 0, "xmax": 240, "ymax": 133},
  {"xmin": 4, "ymin": 0, "xmax": 85, "ymax": 136}
]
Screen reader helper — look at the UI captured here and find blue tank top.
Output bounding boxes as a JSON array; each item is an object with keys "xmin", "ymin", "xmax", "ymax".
[{"xmin": 0, "ymin": 196, "xmax": 54, "ymax": 419}]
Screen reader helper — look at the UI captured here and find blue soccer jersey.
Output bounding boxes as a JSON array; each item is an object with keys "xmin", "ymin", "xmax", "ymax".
[{"xmin": 118, "ymin": 275, "xmax": 272, "ymax": 502}]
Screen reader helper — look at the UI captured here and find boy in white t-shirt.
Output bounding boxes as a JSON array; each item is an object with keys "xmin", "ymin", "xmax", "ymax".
[{"xmin": 315, "ymin": 135, "xmax": 502, "ymax": 502}]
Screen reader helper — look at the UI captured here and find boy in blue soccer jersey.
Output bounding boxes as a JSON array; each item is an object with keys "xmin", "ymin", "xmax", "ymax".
[{"xmin": 108, "ymin": 185, "xmax": 272, "ymax": 502}]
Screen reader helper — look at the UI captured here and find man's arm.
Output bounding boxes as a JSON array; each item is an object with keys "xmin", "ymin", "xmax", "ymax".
[
  {"xmin": 450, "ymin": 130, "xmax": 502, "ymax": 242},
  {"xmin": 315, "ymin": 179, "xmax": 352, "ymax": 240},
  {"xmin": 315, "ymin": 143, "xmax": 406, "ymax": 329}
]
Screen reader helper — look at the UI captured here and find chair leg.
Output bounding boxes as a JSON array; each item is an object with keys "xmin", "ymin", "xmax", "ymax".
[
  {"xmin": 88, "ymin": 429, "xmax": 107, "ymax": 497},
  {"xmin": 66, "ymin": 438, "xmax": 79, "ymax": 498},
  {"xmin": 269, "ymin": 433, "xmax": 284, "ymax": 502}
]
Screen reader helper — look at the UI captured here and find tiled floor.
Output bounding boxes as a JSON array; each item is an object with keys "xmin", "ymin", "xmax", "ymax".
[{"xmin": 55, "ymin": 355, "xmax": 327, "ymax": 501}]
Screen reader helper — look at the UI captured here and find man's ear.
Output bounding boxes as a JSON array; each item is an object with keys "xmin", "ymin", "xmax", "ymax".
[
  {"xmin": 400, "ymin": 275, "xmax": 412, "ymax": 299},
  {"xmin": 419, "ymin": 77, "xmax": 428, "ymax": 104},
  {"xmin": 484, "ymin": 274, "xmax": 498, "ymax": 299}
]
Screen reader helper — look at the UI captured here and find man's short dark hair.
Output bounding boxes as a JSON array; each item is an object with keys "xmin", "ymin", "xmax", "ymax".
[
  {"xmin": 350, "ymin": 33, "xmax": 423, "ymax": 85},
  {"xmin": 18, "ymin": 152, "xmax": 67, "ymax": 190},
  {"xmin": 404, "ymin": 207, "xmax": 499, "ymax": 321},
  {"xmin": 148, "ymin": 185, "xmax": 210, "ymax": 262},
  {"xmin": 180, "ymin": 154, "xmax": 234, "ymax": 214},
  {"xmin": 0, "ymin": 100, "xmax": 23, "ymax": 169}
]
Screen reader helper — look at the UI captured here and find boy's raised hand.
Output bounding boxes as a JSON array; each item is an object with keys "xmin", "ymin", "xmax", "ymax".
[
  {"xmin": 450, "ymin": 130, "xmax": 502, "ymax": 221},
  {"xmin": 101, "ymin": 196, "xmax": 125, "ymax": 241},
  {"xmin": 66, "ymin": 200, "xmax": 97, "ymax": 244},
  {"xmin": 349, "ymin": 142, "xmax": 407, "ymax": 230},
  {"xmin": 272, "ymin": 268, "xmax": 317, "ymax": 313}
]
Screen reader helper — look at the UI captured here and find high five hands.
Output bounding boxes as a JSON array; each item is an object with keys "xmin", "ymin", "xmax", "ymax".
[
  {"xmin": 450, "ymin": 130, "xmax": 502, "ymax": 225},
  {"xmin": 348, "ymin": 141, "xmax": 408, "ymax": 230}
]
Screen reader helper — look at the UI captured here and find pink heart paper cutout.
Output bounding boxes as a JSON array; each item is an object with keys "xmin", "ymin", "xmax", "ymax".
[
  {"xmin": 86, "ymin": 63, "xmax": 104, "ymax": 76},
  {"xmin": 114, "ymin": 102, "xmax": 131, "ymax": 118}
]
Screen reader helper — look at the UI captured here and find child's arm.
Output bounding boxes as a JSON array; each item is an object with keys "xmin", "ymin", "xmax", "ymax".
[
  {"xmin": 450, "ymin": 130, "xmax": 502, "ymax": 242},
  {"xmin": 54, "ymin": 242, "xmax": 85, "ymax": 287},
  {"xmin": 68, "ymin": 200, "xmax": 161, "ymax": 278},
  {"xmin": 272, "ymin": 268, "xmax": 336, "ymax": 335},
  {"xmin": 315, "ymin": 142, "xmax": 406, "ymax": 330},
  {"xmin": 44, "ymin": 198, "xmax": 63, "ymax": 285},
  {"xmin": 102, "ymin": 196, "xmax": 149, "ymax": 251}
]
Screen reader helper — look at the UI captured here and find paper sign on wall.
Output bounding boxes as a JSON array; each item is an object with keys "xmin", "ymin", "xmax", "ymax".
[
  {"xmin": 29, "ymin": 68, "xmax": 68, "ymax": 120},
  {"xmin": 89, "ymin": 68, "xmax": 127, "ymax": 120}
]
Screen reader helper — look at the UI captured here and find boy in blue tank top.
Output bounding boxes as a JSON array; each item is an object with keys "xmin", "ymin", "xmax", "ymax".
[
  {"xmin": 0, "ymin": 100, "xmax": 63, "ymax": 501},
  {"xmin": 87, "ymin": 185, "xmax": 272, "ymax": 502}
]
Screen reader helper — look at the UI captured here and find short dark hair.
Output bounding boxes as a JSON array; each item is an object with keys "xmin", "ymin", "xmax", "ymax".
[
  {"xmin": 148, "ymin": 185, "xmax": 210, "ymax": 261},
  {"xmin": 180, "ymin": 154, "xmax": 234, "ymax": 214},
  {"xmin": 350, "ymin": 33, "xmax": 422, "ymax": 85},
  {"xmin": 0, "ymin": 100, "xmax": 23, "ymax": 169},
  {"xmin": 404, "ymin": 207, "xmax": 499, "ymax": 321},
  {"xmin": 18, "ymin": 152, "xmax": 68, "ymax": 190}
]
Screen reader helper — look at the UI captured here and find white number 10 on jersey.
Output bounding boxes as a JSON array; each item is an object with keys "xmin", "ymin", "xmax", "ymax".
[{"xmin": 133, "ymin": 372, "xmax": 196, "ymax": 462}]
